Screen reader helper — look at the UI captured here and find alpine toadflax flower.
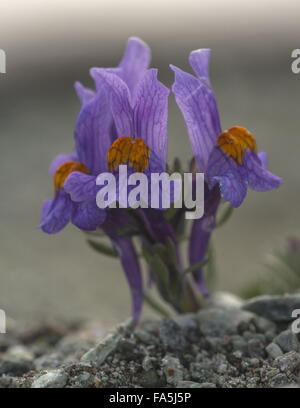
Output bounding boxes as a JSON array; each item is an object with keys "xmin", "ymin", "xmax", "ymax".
[
  {"xmin": 171, "ymin": 49, "xmax": 282, "ymax": 208},
  {"xmin": 40, "ymin": 37, "xmax": 151, "ymax": 234},
  {"xmin": 90, "ymin": 66, "xmax": 169, "ymax": 208},
  {"xmin": 171, "ymin": 49, "xmax": 283, "ymax": 296}
]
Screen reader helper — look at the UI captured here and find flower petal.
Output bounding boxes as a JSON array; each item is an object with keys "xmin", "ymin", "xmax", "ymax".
[
  {"xmin": 119, "ymin": 37, "xmax": 151, "ymax": 94},
  {"xmin": 170, "ymin": 64, "xmax": 221, "ymax": 172},
  {"xmin": 245, "ymin": 152, "xmax": 283, "ymax": 192},
  {"xmin": 257, "ymin": 151, "xmax": 268, "ymax": 169},
  {"xmin": 75, "ymin": 89, "xmax": 112, "ymax": 175},
  {"xmin": 189, "ymin": 48, "xmax": 211, "ymax": 85},
  {"xmin": 133, "ymin": 69, "xmax": 169, "ymax": 167},
  {"xmin": 90, "ymin": 68, "xmax": 133, "ymax": 138},
  {"xmin": 64, "ymin": 172, "xmax": 98, "ymax": 202},
  {"xmin": 207, "ymin": 147, "xmax": 247, "ymax": 207},
  {"xmin": 71, "ymin": 200, "xmax": 106, "ymax": 231},
  {"xmin": 39, "ymin": 190, "xmax": 72, "ymax": 234},
  {"xmin": 74, "ymin": 81, "xmax": 95, "ymax": 105},
  {"xmin": 49, "ymin": 153, "xmax": 78, "ymax": 176}
]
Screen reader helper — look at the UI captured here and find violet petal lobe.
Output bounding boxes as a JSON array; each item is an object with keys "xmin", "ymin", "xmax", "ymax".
[
  {"xmin": 207, "ymin": 147, "xmax": 248, "ymax": 208},
  {"xmin": 119, "ymin": 37, "xmax": 151, "ymax": 94},
  {"xmin": 64, "ymin": 172, "xmax": 98, "ymax": 202},
  {"xmin": 39, "ymin": 190, "xmax": 73, "ymax": 234},
  {"xmin": 49, "ymin": 152, "xmax": 78, "ymax": 176},
  {"xmin": 244, "ymin": 151, "xmax": 283, "ymax": 192},
  {"xmin": 188, "ymin": 48, "xmax": 212, "ymax": 85},
  {"xmin": 90, "ymin": 68, "xmax": 133, "ymax": 138},
  {"xmin": 133, "ymin": 69, "xmax": 169, "ymax": 167},
  {"xmin": 71, "ymin": 200, "xmax": 106, "ymax": 231},
  {"xmin": 75, "ymin": 89, "xmax": 112, "ymax": 175},
  {"xmin": 257, "ymin": 151, "xmax": 268, "ymax": 169},
  {"xmin": 74, "ymin": 81, "xmax": 96, "ymax": 106},
  {"xmin": 170, "ymin": 62, "xmax": 221, "ymax": 172}
]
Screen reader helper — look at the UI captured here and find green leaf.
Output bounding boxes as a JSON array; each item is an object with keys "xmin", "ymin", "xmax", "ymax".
[
  {"xmin": 116, "ymin": 225, "xmax": 140, "ymax": 237},
  {"xmin": 87, "ymin": 239, "xmax": 118, "ymax": 258},
  {"xmin": 165, "ymin": 238, "xmax": 179, "ymax": 267},
  {"xmin": 172, "ymin": 157, "xmax": 182, "ymax": 173},
  {"xmin": 143, "ymin": 291, "xmax": 172, "ymax": 317},
  {"xmin": 142, "ymin": 244, "xmax": 170, "ymax": 292},
  {"xmin": 216, "ymin": 203, "xmax": 234, "ymax": 228},
  {"xmin": 182, "ymin": 258, "xmax": 209, "ymax": 277},
  {"xmin": 204, "ymin": 243, "xmax": 217, "ymax": 290}
]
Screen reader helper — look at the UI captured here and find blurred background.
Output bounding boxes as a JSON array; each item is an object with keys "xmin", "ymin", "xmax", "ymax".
[{"xmin": 0, "ymin": 0, "xmax": 299, "ymax": 324}]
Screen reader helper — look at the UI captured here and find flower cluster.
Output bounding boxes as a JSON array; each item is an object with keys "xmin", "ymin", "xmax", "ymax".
[{"xmin": 40, "ymin": 38, "xmax": 282, "ymax": 321}]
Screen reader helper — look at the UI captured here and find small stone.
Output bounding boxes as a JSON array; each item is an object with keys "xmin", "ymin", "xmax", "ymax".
[
  {"xmin": 31, "ymin": 370, "xmax": 68, "ymax": 388},
  {"xmin": 172, "ymin": 314, "xmax": 198, "ymax": 331},
  {"xmin": 159, "ymin": 319, "xmax": 186, "ymax": 351},
  {"xmin": 197, "ymin": 307, "xmax": 255, "ymax": 337},
  {"xmin": 0, "ymin": 359, "xmax": 32, "ymax": 376},
  {"xmin": 78, "ymin": 372, "xmax": 91, "ymax": 382},
  {"xmin": 0, "ymin": 375, "xmax": 19, "ymax": 388},
  {"xmin": 249, "ymin": 358, "xmax": 260, "ymax": 368},
  {"xmin": 134, "ymin": 329, "xmax": 155, "ymax": 345},
  {"xmin": 247, "ymin": 338, "xmax": 265, "ymax": 358},
  {"xmin": 232, "ymin": 350, "xmax": 243, "ymax": 359},
  {"xmin": 266, "ymin": 342, "xmax": 284, "ymax": 359},
  {"xmin": 270, "ymin": 373, "xmax": 290, "ymax": 386},
  {"xmin": 34, "ymin": 354, "xmax": 61, "ymax": 370},
  {"xmin": 252, "ymin": 316, "xmax": 276, "ymax": 334},
  {"xmin": 118, "ymin": 338, "xmax": 136, "ymax": 353},
  {"xmin": 142, "ymin": 355, "xmax": 155, "ymax": 371},
  {"xmin": 216, "ymin": 363, "xmax": 228, "ymax": 374},
  {"xmin": 6, "ymin": 345, "xmax": 34, "ymax": 362},
  {"xmin": 273, "ymin": 330, "xmax": 300, "ymax": 353},
  {"xmin": 137, "ymin": 370, "xmax": 161, "ymax": 388},
  {"xmin": 162, "ymin": 355, "xmax": 184, "ymax": 385},
  {"xmin": 74, "ymin": 372, "xmax": 93, "ymax": 387},
  {"xmin": 276, "ymin": 351, "xmax": 300, "ymax": 373},
  {"xmin": 81, "ymin": 332, "xmax": 121, "ymax": 366},
  {"xmin": 243, "ymin": 295, "xmax": 300, "ymax": 323},
  {"xmin": 231, "ymin": 335, "xmax": 248, "ymax": 353},
  {"xmin": 211, "ymin": 291, "xmax": 243, "ymax": 309}
]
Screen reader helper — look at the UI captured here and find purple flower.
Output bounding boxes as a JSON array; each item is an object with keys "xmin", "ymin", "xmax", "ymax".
[
  {"xmin": 171, "ymin": 49, "xmax": 283, "ymax": 295},
  {"xmin": 65, "ymin": 42, "xmax": 168, "ymax": 211},
  {"xmin": 40, "ymin": 37, "xmax": 151, "ymax": 234},
  {"xmin": 171, "ymin": 49, "xmax": 282, "ymax": 208},
  {"xmin": 90, "ymin": 67, "xmax": 169, "ymax": 173}
]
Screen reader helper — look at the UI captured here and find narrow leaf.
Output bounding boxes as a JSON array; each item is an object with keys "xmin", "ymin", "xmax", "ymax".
[
  {"xmin": 87, "ymin": 239, "xmax": 118, "ymax": 257},
  {"xmin": 216, "ymin": 203, "xmax": 234, "ymax": 228}
]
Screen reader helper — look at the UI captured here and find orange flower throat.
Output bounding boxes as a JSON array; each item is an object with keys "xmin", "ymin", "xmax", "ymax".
[
  {"xmin": 217, "ymin": 126, "xmax": 257, "ymax": 165},
  {"xmin": 54, "ymin": 161, "xmax": 89, "ymax": 192},
  {"xmin": 107, "ymin": 136, "xmax": 150, "ymax": 172}
]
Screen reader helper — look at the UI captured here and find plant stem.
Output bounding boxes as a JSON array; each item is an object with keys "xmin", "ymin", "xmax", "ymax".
[{"xmin": 143, "ymin": 292, "xmax": 172, "ymax": 318}]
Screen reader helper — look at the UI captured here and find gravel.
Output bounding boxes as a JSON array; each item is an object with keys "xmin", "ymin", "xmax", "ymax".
[{"xmin": 1, "ymin": 294, "xmax": 300, "ymax": 388}]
